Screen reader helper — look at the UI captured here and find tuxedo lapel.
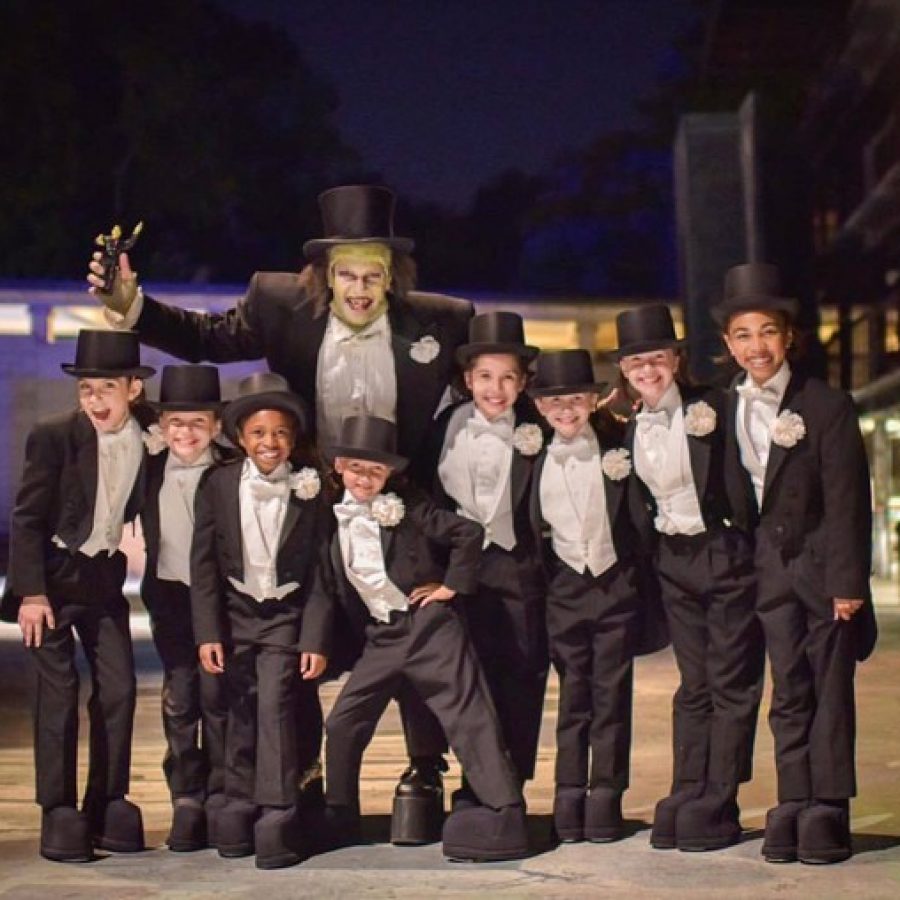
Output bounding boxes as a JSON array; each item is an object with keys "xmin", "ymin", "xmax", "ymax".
[
  {"xmin": 682, "ymin": 389, "xmax": 712, "ymax": 501},
  {"xmin": 141, "ymin": 451, "xmax": 168, "ymax": 554},
  {"xmin": 277, "ymin": 493, "xmax": 303, "ymax": 552},
  {"xmin": 221, "ymin": 463, "xmax": 245, "ymax": 572},
  {"xmin": 762, "ymin": 373, "xmax": 805, "ymax": 505},
  {"xmin": 74, "ymin": 413, "xmax": 99, "ymax": 525},
  {"xmin": 293, "ymin": 296, "xmax": 330, "ymax": 406},
  {"xmin": 379, "ymin": 520, "xmax": 397, "ymax": 564}
]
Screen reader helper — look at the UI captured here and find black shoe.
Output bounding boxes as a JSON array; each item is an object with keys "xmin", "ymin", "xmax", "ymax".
[
  {"xmin": 391, "ymin": 758, "xmax": 445, "ymax": 845},
  {"xmin": 675, "ymin": 787, "xmax": 741, "ymax": 852},
  {"xmin": 450, "ymin": 785, "xmax": 481, "ymax": 812},
  {"xmin": 168, "ymin": 797, "xmax": 207, "ymax": 852},
  {"xmin": 762, "ymin": 800, "xmax": 808, "ymax": 863},
  {"xmin": 204, "ymin": 793, "xmax": 228, "ymax": 849},
  {"xmin": 86, "ymin": 798, "xmax": 145, "ymax": 853},
  {"xmin": 552, "ymin": 786, "xmax": 585, "ymax": 842},
  {"xmin": 216, "ymin": 799, "xmax": 257, "ymax": 858},
  {"xmin": 255, "ymin": 807, "xmax": 303, "ymax": 869},
  {"xmin": 40, "ymin": 807, "xmax": 92, "ymax": 863},
  {"xmin": 442, "ymin": 803, "xmax": 529, "ymax": 862},
  {"xmin": 650, "ymin": 782, "xmax": 704, "ymax": 849},
  {"xmin": 797, "ymin": 800, "xmax": 851, "ymax": 865},
  {"xmin": 297, "ymin": 775, "xmax": 325, "ymax": 813},
  {"xmin": 317, "ymin": 804, "xmax": 363, "ymax": 851},
  {"xmin": 584, "ymin": 788, "xmax": 624, "ymax": 843}
]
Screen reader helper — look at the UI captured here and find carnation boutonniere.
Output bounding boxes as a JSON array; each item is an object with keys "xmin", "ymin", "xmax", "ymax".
[
  {"xmin": 372, "ymin": 492, "xmax": 405, "ymax": 527},
  {"xmin": 142, "ymin": 422, "xmax": 167, "ymax": 455},
  {"xmin": 683, "ymin": 400, "xmax": 717, "ymax": 437},
  {"xmin": 409, "ymin": 335, "xmax": 440, "ymax": 364},
  {"xmin": 601, "ymin": 447, "xmax": 632, "ymax": 481},
  {"xmin": 512, "ymin": 422, "xmax": 543, "ymax": 456},
  {"xmin": 770, "ymin": 410, "xmax": 806, "ymax": 448},
  {"xmin": 290, "ymin": 467, "xmax": 321, "ymax": 500}
]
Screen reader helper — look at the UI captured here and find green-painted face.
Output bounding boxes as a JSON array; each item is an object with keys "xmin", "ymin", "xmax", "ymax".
[{"xmin": 328, "ymin": 245, "xmax": 391, "ymax": 329}]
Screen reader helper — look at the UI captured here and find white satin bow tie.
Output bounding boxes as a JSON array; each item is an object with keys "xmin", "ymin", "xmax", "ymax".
[
  {"xmin": 636, "ymin": 408, "xmax": 670, "ymax": 431},
  {"xmin": 467, "ymin": 417, "xmax": 513, "ymax": 441},
  {"xmin": 736, "ymin": 382, "xmax": 780, "ymax": 406},
  {"xmin": 548, "ymin": 433, "xmax": 593, "ymax": 462}
]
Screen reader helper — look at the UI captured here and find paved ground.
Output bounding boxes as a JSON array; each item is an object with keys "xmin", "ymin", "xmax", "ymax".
[{"xmin": 0, "ymin": 587, "xmax": 898, "ymax": 898}]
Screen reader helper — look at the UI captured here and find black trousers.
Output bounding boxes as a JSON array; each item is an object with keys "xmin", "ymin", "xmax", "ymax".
[
  {"xmin": 143, "ymin": 576, "xmax": 228, "ymax": 799},
  {"xmin": 325, "ymin": 603, "xmax": 521, "ymax": 810},
  {"xmin": 461, "ymin": 544, "xmax": 549, "ymax": 782},
  {"xmin": 224, "ymin": 643, "xmax": 304, "ymax": 807},
  {"xmin": 656, "ymin": 527, "xmax": 764, "ymax": 789},
  {"xmin": 755, "ymin": 532, "xmax": 858, "ymax": 801},
  {"xmin": 546, "ymin": 560, "xmax": 638, "ymax": 792},
  {"xmin": 28, "ymin": 552, "xmax": 135, "ymax": 811}
]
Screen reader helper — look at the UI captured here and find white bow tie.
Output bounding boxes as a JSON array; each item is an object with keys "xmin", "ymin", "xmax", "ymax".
[
  {"xmin": 548, "ymin": 433, "xmax": 593, "ymax": 462},
  {"xmin": 636, "ymin": 408, "xmax": 670, "ymax": 431},
  {"xmin": 334, "ymin": 500, "xmax": 374, "ymax": 527},
  {"xmin": 467, "ymin": 417, "xmax": 513, "ymax": 441},
  {"xmin": 249, "ymin": 472, "xmax": 289, "ymax": 502},
  {"xmin": 736, "ymin": 382, "xmax": 780, "ymax": 407}
]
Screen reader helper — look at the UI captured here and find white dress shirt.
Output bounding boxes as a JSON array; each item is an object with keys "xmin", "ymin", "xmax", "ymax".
[
  {"xmin": 316, "ymin": 312, "xmax": 397, "ymax": 449},
  {"xmin": 228, "ymin": 459, "xmax": 299, "ymax": 602},
  {"xmin": 633, "ymin": 383, "xmax": 705, "ymax": 536},
  {"xmin": 540, "ymin": 426, "xmax": 617, "ymax": 577},
  {"xmin": 156, "ymin": 448, "xmax": 213, "ymax": 585},
  {"xmin": 735, "ymin": 361, "xmax": 791, "ymax": 508},
  {"xmin": 334, "ymin": 490, "xmax": 408, "ymax": 622},
  {"xmin": 79, "ymin": 416, "xmax": 144, "ymax": 557},
  {"xmin": 437, "ymin": 402, "xmax": 516, "ymax": 550}
]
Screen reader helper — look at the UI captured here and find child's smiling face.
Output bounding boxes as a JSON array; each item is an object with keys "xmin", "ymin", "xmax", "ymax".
[
  {"xmin": 535, "ymin": 392, "xmax": 599, "ymax": 440},
  {"xmin": 618, "ymin": 349, "xmax": 679, "ymax": 409},
  {"xmin": 237, "ymin": 409, "xmax": 296, "ymax": 474},
  {"xmin": 335, "ymin": 457, "xmax": 392, "ymax": 503},
  {"xmin": 463, "ymin": 353, "xmax": 526, "ymax": 421},
  {"xmin": 78, "ymin": 377, "xmax": 142, "ymax": 434},
  {"xmin": 159, "ymin": 411, "xmax": 220, "ymax": 465}
]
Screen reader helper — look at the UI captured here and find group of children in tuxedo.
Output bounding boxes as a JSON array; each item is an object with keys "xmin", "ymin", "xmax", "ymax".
[{"xmin": 3, "ymin": 260, "xmax": 874, "ymax": 870}]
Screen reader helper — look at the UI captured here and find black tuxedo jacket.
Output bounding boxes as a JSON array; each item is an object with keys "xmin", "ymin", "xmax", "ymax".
[
  {"xmin": 725, "ymin": 372, "xmax": 877, "ymax": 660},
  {"xmin": 625, "ymin": 383, "xmax": 754, "ymax": 538},
  {"xmin": 529, "ymin": 417, "xmax": 668, "ymax": 655},
  {"xmin": 189, "ymin": 460, "xmax": 333, "ymax": 654},
  {"xmin": 136, "ymin": 274, "xmax": 474, "ymax": 467},
  {"xmin": 427, "ymin": 396, "xmax": 546, "ymax": 559},
  {"xmin": 3, "ymin": 410, "xmax": 146, "ymax": 621},
  {"xmin": 320, "ymin": 487, "xmax": 483, "ymax": 664}
]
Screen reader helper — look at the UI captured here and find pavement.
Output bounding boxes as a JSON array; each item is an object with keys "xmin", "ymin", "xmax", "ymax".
[{"xmin": 0, "ymin": 593, "xmax": 898, "ymax": 898}]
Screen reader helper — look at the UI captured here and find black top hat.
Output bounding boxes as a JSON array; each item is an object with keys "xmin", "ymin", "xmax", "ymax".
[
  {"xmin": 711, "ymin": 262, "xmax": 799, "ymax": 327},
  {"xmin": 302, "ymin": 185, "xmax": 415, "ymax": 259},
  {"xmin": 221, "ymin": 372, "xmax": 308, "ymax": 443},
  {"xmin": 456, "ymin": 312, "xmax": 539, "ymax": 367},
  {"xmin": 61, "ymin": 329, "xmax": 156, "ymax": 378},
  {"xmin": 529, "ymin": 350, "xmax": 607, "ymax": 397},
  {"xmin": 610, "ymin": 304, "xmax": 684, "ymax": 359},
  {"xmin": 152, "ymin": 365, "xmax": 224, "ymax": 412},
  {"xmin": 327, "ymin": 415, "xmax": 408, "ymax": 473}
]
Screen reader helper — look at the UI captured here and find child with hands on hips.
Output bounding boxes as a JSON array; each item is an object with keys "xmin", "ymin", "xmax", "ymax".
[
  {"xmin": 190, "ymin": 372, "xmax": 332, "ymax": 870},
  {"xmin": 319, "ymin": 414, "xmax": 529, "ymax": 863}
]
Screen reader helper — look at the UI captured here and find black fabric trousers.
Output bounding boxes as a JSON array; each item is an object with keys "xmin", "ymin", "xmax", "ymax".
[
  {"xmin": 656, "ymin": 527, "xmax": 764, "ymax": 789},
  {"xmin": 546, "ymin": 560, "xmax": 638, "ymax": 792},
  {"xmin": 460, "ymin": 543, "xmax": 549, "ymax": 782},
  {"xmin": 755, "ymin": 532, "xmax": 859, "ymax": 801},
  {"xmin": 325, "ymin": 603, "xmax": 521, "ymax": 810},
  {"xmin": 28, "ymin": 553, "xmax": 136, "ymax": 810},
  {"xmin": 224, "ymin": 643, "xmax": 301, "ymax": 807},
  {"xmin": 143, "ymin": 576, "xmax": 228, "ymax": 798}
]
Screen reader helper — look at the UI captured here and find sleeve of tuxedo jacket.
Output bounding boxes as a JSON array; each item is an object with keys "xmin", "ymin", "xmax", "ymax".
[
  {"xmin": 189, "ymin": 471, "xmax": 225, "ymax": 646},
  {"xmin": 820, "ymin": 392, "xmax": 872, "ymax": 600},
  {"xmin": 8, "ymin": 420, "xmax": 62, "ymax": 598},
  {"xmin": 135, "ymin": 272, "xmax": 273, "ymax": 363}
]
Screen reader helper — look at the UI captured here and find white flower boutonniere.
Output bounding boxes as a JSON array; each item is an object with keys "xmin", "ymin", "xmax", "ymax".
[
  {"xmin": 290, "ymin": 467, "xmax": 321, "ymax": 500},
  {"xmin": 770, "ymin": 410, "xmax": 806, "ymax": 448},
  {"xmin": 409, "ymin": 335, "xmax": 440, "ymax": 364},
  {"xmin": 684, "ymin": 400, "xmax": 717, "ymax": 437},
  {"xmin": 512, "ymin": 422, "xmax": 543, "ymax": 456},
  {"xmin": 372, "ymin": 492, "xmax": 405, "ymax": 527},
  {"xmin": 142, "ymin": 422, "xmax": 167, "ymax": 455},
  {"xmin": 601, "ymin": 447, "xmax": 632, "ymax": 481}
]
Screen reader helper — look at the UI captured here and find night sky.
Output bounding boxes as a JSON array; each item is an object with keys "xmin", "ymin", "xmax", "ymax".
[{"xmin": 221, "ymin": 0, "xmax": 700, "ymax": 210}]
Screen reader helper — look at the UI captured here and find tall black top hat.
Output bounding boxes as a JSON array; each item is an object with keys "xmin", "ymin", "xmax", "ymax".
[
  {"xmin": 152, "ymin": 365, "xmax": 224, "ymax": 411},
  {"xmin": 327, "ymin": 415, "xmax": 408, "ymax": 473},
  {"xmin": 711, "ymin": 262, "xmax": 799, "ymax": 327},
  {"xmin": 456, "ymin": 311, "xmax": 539, "ymax": 367},
  {"xmin": 221, "ymin": 372, "xmax": 308, "ymax": 443},
  {"xmin": 529, "ymin": 350, "xmax": 607, "ymax": 397},
  {"xmin": 61, "ymin": 329, "xmax": 155, "ymax": 378},
  {"xmin": 302, "ymin": 185, "xmax": 415, "ymax": 259},
  {"xmin": 611, "ymin": 304, "xmax": 684, "ymax": 359}
]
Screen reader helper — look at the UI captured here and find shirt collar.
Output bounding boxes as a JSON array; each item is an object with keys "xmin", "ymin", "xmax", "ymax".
[
  {"xmin": 741, "ymin": 361, "xmax": 791, "ymax": 402},
  {"xmin": 242, "ymin": 457, "xmax": 290, "ymax": 482}
]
